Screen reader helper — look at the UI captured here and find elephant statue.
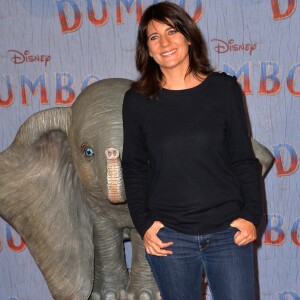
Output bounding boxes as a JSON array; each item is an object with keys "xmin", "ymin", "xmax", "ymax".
[{"xmin": 0, "ymin": 78, "xmax": 274, "ymax": 300}]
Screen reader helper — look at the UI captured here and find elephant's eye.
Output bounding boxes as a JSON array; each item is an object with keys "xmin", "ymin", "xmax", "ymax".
[
  {"xmin": 81, "ymin": 143, "xmax": 95, "ymax": 159},
  {"xmin": 85, "ymin": 148, "xmax": 94, "ymax": 157}
]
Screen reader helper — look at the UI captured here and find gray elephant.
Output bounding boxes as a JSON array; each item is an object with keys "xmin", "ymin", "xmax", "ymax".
[{"xmin": 0, "ymin": 78, "xmax": 273, "ymax": 300}]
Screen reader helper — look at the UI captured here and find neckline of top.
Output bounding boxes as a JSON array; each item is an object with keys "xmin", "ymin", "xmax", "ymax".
[{"xmin": 160, "ymin": 73, "xmax": 212, "ymax": 94}]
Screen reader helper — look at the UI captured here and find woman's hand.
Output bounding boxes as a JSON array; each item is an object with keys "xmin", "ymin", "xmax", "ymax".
[
  {"xmin": 143, "ymin": 221, "xmax": 174, "ymax": 256},
  {"xmin": 230, "ymin": 218, "xmax": 257, "ymax": 246}
]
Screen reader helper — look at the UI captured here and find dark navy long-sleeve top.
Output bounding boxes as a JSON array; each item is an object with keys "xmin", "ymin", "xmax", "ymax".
[{"xmin": 122, "ymin": 73, "xmax": 262, "ymax": 238}]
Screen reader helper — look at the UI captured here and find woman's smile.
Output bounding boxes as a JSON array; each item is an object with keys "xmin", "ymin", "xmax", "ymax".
[{"xmin": 161, "ymin": 49, "xmax": 177, "ymax": 56}]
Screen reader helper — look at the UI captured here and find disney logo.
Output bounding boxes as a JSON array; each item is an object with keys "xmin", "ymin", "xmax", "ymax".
[
  {"xmin": 211, "ymin": 39, "xmax": 257, "ymax": 55},
  {"xmin": 8, "ymin": 50, "xmax": 51, "ymax": 66}
]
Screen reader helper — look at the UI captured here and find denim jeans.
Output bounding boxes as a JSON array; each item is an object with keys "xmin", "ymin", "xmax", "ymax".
[{"xmin": 146, "ymin": 226, "xmax": 255, "ymax": 300}]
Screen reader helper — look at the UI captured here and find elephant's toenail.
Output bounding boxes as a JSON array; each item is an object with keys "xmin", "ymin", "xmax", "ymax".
[
  {"xmin": 104, "ymin": 291, "xmax": 117, "ymax": 300},
  {"xmin": 139, "ymin": 291, "xmax": 152, "ymax": 300}
]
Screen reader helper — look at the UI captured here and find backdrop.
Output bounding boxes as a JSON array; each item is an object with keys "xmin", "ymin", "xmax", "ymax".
[{"xmin": 0, "ymin": 1, "xmax": 299, "ymax": 299}]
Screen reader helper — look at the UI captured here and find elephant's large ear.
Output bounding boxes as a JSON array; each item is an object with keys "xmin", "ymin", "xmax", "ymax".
[
  {"xmin": 251, "ymin": 138, "xmax": 274, "ymax": 177},
  {"xmin": 0, "ymin": 108, "xmax": 94, "ymax": 300}
]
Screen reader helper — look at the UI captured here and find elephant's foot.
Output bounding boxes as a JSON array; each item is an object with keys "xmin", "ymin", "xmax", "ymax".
[
  {"xmin": 127, "ymin": 269, "xmax": 161, "ymax": 300},
  {"xmin": 90, "ymin": 272, "xmax": 161, "ymax": 300},
  {"xmin": 126, "ymin": 289, "xmax": 161, "ymax": 300},
  {"xmin": 89, "ymin": 289, "xmax": 127, "ymax": 300}
]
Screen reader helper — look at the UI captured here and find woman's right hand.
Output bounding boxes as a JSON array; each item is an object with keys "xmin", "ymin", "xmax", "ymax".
[{"xmin": 143, "ymin": 221, "xmax": 174, "ymax": 256}]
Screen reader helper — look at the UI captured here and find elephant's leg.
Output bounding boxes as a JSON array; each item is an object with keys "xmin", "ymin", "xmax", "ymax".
[
  {"xmin": 90, "ymin": 218, "xmax": 129, "ymax": 300},
  {"xmin": 127, "ymin": 229, "xmax": 161, "ymax": 300}
]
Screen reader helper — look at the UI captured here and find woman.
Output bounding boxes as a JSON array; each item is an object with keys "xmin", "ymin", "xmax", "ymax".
[{"xmin": 122, "ymin": 2, "xmax": 262, "ymax": 299}]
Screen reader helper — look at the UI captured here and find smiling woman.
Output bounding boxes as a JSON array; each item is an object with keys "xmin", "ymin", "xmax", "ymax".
[{"xmin": 122, "ymin": 2, "xmax": 265, "ymax": 300}]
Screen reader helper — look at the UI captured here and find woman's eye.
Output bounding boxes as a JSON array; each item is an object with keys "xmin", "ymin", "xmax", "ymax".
[
  {"xmin": 168, "ymin": 29, "xmax": 177, "ymax": 35},
  {"xmin": 149, "ymin": 35, "xmax": 158, "ymax": 41}
]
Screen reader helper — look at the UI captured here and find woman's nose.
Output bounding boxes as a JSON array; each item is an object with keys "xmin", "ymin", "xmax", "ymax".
[{"xmin": 160, "ymin": 34, "xmax": 170, "ymax": 47}]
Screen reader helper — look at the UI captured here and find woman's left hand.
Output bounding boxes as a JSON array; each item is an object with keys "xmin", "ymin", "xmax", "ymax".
[{"xmin": 230, "ymin": 218, "xmax": 257, "ymax": 246}]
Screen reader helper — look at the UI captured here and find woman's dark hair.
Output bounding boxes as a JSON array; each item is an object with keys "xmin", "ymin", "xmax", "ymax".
[{"xmin": 131, "ymin": 1, "xmax": 213, "ymax": 100}]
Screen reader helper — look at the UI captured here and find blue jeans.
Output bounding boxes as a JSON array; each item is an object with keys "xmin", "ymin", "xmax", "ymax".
[{"xmin": 146, "ymin": 226, "xmax": 255, "ymax": 300}]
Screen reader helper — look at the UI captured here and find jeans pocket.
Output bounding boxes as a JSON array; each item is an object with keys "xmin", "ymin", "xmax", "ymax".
[
  {"xmin": 227, "ymin": 226, "xmax": 240, "ymax": 243},
  {"xmin": 157, "ymin": 226, "xmax": 177, "ymax": 241},
  {"xmin": 228, "ymin": 225, "xmax": 239, "ymax": 232},
  {"xmin": 156, "ymin": 226, "xmax": 166, "ymax": 237}
]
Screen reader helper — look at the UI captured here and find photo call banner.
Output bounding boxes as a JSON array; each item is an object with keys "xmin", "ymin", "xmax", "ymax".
[{"xmin": 0, "ymin": 1, "xmax": 299, "ymax": 299}]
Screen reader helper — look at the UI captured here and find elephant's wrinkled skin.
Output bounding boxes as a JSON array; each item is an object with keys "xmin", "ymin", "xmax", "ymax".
[
  {"xmin": 0, "ymin": 78, "xmax": 273, "ymax": 300},
  {"xmin": 0, "ymin": 79, "xmax": 159, "ymax": 300}
]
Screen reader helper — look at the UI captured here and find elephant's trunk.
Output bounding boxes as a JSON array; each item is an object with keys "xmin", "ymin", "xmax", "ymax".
[{"xmin": 105, "ymin": 148, "xmax": 127, "ymax": 203}]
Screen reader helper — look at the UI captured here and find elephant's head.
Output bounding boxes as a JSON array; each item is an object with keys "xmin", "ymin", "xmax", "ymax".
[
  {"xmin": 0, "ymin": 78, "xmax": 131, "ymax": 299},
  {"xmin": 68, "ymin": 79, "xmax": 129, "ymax": 206}
]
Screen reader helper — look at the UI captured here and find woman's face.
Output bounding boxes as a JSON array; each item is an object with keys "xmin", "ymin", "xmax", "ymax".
[{"xmin": 147, "ymin": 20, "xmax": 190, "ymax": 74}]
